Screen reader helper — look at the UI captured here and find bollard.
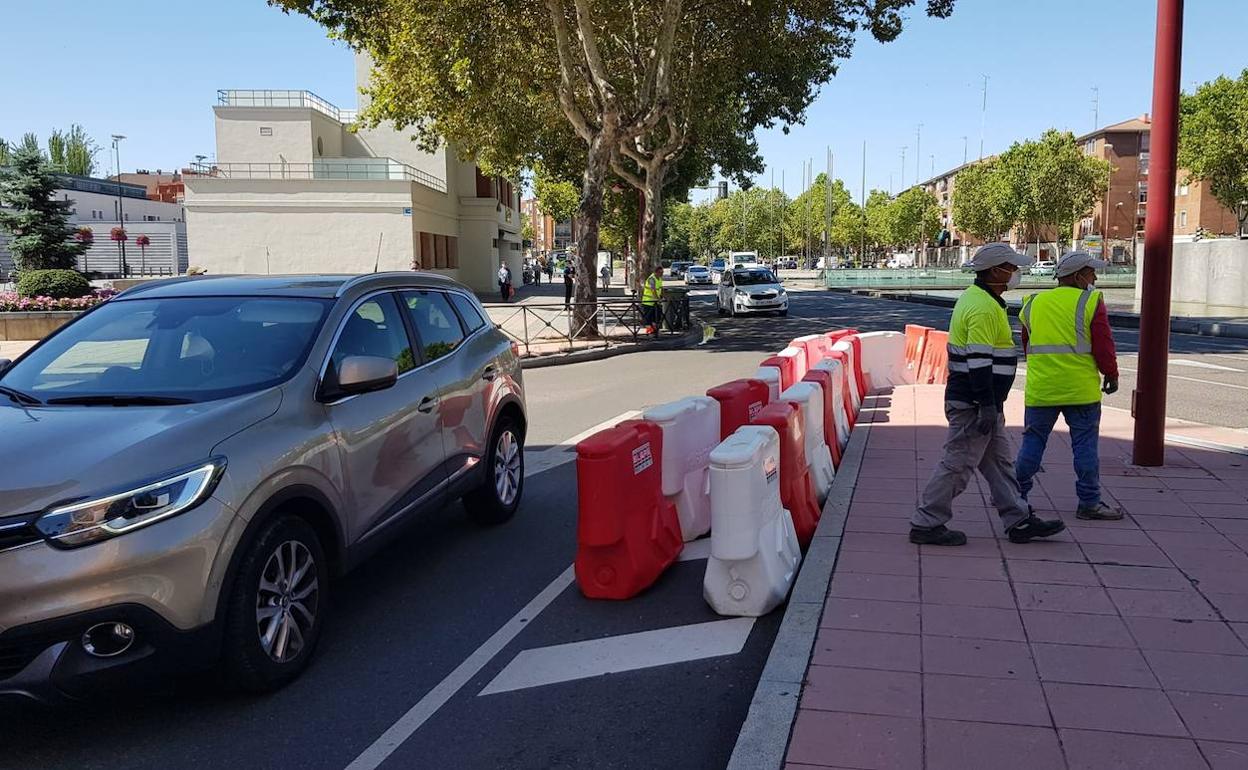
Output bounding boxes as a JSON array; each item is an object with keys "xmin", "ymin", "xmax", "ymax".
[
  {"xmin": 760, "ymin": 354, "xmax": 797, "ymax": 391},
  {"xmin": 752, "ymin": 366, "xmax": 782, "ymax": 403},
  {"xmin": 780, "ymin": 381, "xmax": 836, "ymax": 504},
  {"xmin": 820, "ymin": 352, "xmax": 857, "ymax": 434},
  {"xmin": 802, "ymin": 369, "xmax": 843, "ymax": 468},
  {"xmin": 707, "ymin": 378, "xmax": 771, "ymax": 441},
  {"xmin": 750, "ymin": 401, "xmax": 821, "ymax": 547},
  {"xmin": 642, "ymin": 396, "xmax": 721, "ymax": 541},
  {"xmin": 854, "ymin": 331, "xmax": 908, "ymax": 388},
  {"xmin": 575, "ymin": 420, "xmax": 683, "ymax": 599},
  {"xmin": 778, "ymin": 346, "xmax": 808, "ymax": 383},
  {"xmin": 704, "ymin": 426, "xmax": 802, "ymax": 617}
]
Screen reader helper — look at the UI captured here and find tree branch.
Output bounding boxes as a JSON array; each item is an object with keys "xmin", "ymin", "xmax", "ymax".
[
  {"xmin": 544, "ymin": 0, "xmax": 596, "ymax": 142},
  {"xmin": 610, "ymin": 150, "xmax": 646, "ymax": 190},
  {"xmin": 571, "ymin": 0, "xmax": 616, "ymax": 107}
]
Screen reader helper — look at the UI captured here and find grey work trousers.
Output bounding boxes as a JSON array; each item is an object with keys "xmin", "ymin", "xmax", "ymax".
[{"xmin": 912, "ymin": 401, "xmax": 1031, "ymax": 532}]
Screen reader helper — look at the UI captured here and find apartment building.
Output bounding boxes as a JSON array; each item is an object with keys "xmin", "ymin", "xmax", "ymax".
[{"xmin": 183, "ymin": 54, "xmax": 522, "ymax": 293}]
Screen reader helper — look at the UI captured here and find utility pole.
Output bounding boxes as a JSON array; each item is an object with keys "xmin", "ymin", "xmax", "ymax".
[
  {"xmin": 825, "ymin": 147, "xmax": 833, "ymax": 266},
  {"xmin": 915, "ymin": 123, "xmax": 924, "ymax": 184},
  {"xmin": 930, "ymin": 154, "xmax": 935, "ymax": 179},
  {"xmin": 860, "ymin": 141, "xmax": 867, "ymax": 267},
  {"xmin": 899, "ymin": 146, "xmax": 907, "ymax": 190},
  {"xmin": 1133, "ymin": 0, "xmax": 1184, "ymax": 467},
  {"xmin": 771, "ymin": 167, "xmax": 776, "ymax": 260},
  {"xmin": 979, "ymin": 75, "xmax": 989, "ymax": 160},
  {"xmin": 110, "ymin": 134, "xmax": 127, "ymax": 276},
  {"xmin": 961, "ymin": 136, "xmax": 968, "ymax": 165},
  {"xmin": 1092, "ymin": 86, "xmax": 1100, "ymax": 130}
]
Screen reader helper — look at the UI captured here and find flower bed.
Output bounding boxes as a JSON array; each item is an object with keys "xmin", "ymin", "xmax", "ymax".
[{"xmin": 0, "ymin": 288, "xmax": 116, "ymax": 312}]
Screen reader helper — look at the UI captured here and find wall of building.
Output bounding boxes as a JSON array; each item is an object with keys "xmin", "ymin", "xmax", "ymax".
[
  {"xmin": 214, "ymin": 107, "xmax": 317, "ymax": 165},
  {"xmin": 61, "ymin": 188, "xmax": 185, "ymax": 224},
  {"xmin": 1175, "ymin": 181, "xmax": 1241, "ymax": 237},
  {"xmin": 310, "ymin": 110, "xmax": 344, "ymax": 160},
  {"xmin": 1137, "ymin": 239, "xmax": 1248, "ymax": 310}
]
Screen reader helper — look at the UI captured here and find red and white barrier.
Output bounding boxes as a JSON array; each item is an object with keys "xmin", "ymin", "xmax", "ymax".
[
  {"xmin": 780, "ymin": 381, "xmax": 835, "ymax": 504},
  {"xmin": 829, "ymin": 339, "xmax": 864, "ymax": 411},
  {"xmin": 643, "ymin": 396, "xmax": 721, "ymax": 541},
  {"xmin": 753, "ymin": 365, "xmax": 782, "ymax": 402},
  {"xmin": 750, "ymin": 401, "xmax": 821, "ymax": 547},
  {"xmin": 801, "ymin": 368, "xmax": 843, "ymax": 469},
  {"xmin": 853, "ymin": 331, "xmax": 909, "ymax": 388},
  {"xmin": 778, "ymin": 346, "xmax": 808, "ymax": 383},
  {"xmin": 707, "ymin": 379, "xmax": 771, "ymax": 440}
]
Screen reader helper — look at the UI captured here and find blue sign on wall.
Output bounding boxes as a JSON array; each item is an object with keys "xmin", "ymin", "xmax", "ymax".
[{"xmin": 403, "ymin": 207, "xmax": 412, "ymax": 216}]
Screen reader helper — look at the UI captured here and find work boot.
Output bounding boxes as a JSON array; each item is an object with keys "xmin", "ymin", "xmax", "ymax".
[
  {"xmin": 1007, "ymin": 515, "xmax": 1067, "ymax": 544},
  {"xmin": 1077, "ymin": 502, "xmax": 1124, "ymax": 521},
  {"xmin": 909, "ymin": 525, "xmax": 968, "ymax": 546}
]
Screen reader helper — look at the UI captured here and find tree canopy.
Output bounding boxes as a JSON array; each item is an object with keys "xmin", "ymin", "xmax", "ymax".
[
  {"xmin": 0, "ymin": 145, "xmax": 90, "ymax": 272},
  {"xmin": 1179, "ymin": 70, "xmax": 1248, "ymax": 235}
]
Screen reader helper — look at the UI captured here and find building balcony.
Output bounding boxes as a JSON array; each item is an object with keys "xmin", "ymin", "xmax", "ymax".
[
  {"xmin": 190, "ymin": 159, "xmax": 447, "ymax": 193},
  {"xmin": 217, "ymin": 90, "xmax": 358, "ymax": 124}
]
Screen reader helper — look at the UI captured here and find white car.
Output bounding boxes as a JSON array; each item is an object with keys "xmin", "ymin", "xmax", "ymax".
[
  {"xmin": 685, "ymin": 265, "xmax": 712, "ymax": 285},
  {"xmin": 717, "ymin": 266, "xmax": 788, "ymax": 317},
  {"xmin": 1030, "ymin": 260, "xmax": 1056, "ymax": 276}
]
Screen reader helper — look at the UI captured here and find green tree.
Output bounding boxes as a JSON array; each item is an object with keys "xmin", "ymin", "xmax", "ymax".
[
  {"xmin": 889, "ymin": 186, "xmax": 942, "ymax": 250},
  {"xmin": 788, "ymin": 173, "xmax": 854, "ymax": 258},
  {"xmin": 0, "ymin": 145, "xmax": 90, "ymax": 272},
  {"xmin": 951, "ymin": 159, "xmax": 1018, "ymax": 241},
  {"xmin": 1179, "ymin": 70, "xmax": 1248, "ymax": 236},
  {"xmin": 864, "ymin": 189, "xmax": 894, "ymax": 255},
  {"xmin": 520, "ymin": 214, "xmax": 535, "ymax": 246},
  {"xmin": 533, "ymin": 169, "xmax": 580, "ymax": 227},
  {"xmin": 0, "ymin": 139, "xmax": 10, "ymax": 166}
]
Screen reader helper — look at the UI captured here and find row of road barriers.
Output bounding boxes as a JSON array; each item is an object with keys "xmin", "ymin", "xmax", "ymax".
[{"xmin": 572, "ymin": 324, "xmax": 945, "ymax": 618}]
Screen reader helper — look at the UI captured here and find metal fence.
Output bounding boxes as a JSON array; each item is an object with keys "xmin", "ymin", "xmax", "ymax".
[
  {"xmin": 217, "ymin": 89, "xmax": 359, "ymax": 123},
  {"xmin": 823, "ymin": 267, "xmax": 1137, "ymax": 291},
  {"xmin": 481, "ymin": 295, "xmax": 691, "ymax": 357},
  {"xmin": 188, "ymin": 159, "xmax": 448, "ymax": 194}
]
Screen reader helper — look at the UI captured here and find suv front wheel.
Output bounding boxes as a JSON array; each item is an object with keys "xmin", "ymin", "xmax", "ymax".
[{"xmin": 464, "ymin": 415, "xmax": 524, "ymax": 525}]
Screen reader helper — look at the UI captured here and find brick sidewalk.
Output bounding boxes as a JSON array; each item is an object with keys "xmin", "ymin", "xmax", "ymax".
[{"xmin": 787, "ymin": 385, "xmax": 1248, "ymax": 770}]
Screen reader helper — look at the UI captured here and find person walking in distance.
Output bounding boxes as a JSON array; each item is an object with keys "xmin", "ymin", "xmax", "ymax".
[
  {"xmin": 910, "ymin": 243, "xmax": 1067, "ymax": 546},
  {"xmin": 563, "ymin": 260, "xmax": 576, "ymax": 309},
  {"xmin": 641, "ymin": 264, "xmax": 664, "ymax": 336},
  {"xmin": 1014, "ymin": 252, "xmax": 1122, "ymax": 520},
  {"xmin": 497, "ymin": 261, "xmax": 512, "ymax": 302},
  {"xmin": 600, "ymin": 263, "xmax": 611, "ymax": 294}
]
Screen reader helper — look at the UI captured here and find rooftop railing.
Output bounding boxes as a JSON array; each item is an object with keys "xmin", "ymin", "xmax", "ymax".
[
  {"xmin": 217, "ymin": 89, "xmax": 358, "ymax": 124},
  {"xmin": 189, "ymin": 159, "xmax": 448, "ymax": 193}
]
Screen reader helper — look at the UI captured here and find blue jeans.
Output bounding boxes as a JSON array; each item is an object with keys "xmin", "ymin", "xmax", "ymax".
[{"xmin": 1014, "ymin": 404, "xmax": 1102, "ymax": 509}]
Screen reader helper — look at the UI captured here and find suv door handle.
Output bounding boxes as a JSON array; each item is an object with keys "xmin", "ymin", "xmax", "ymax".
[
  {"xmin": 417, "ymin": 396, "xmax": 437, "ymax": 413},
  {"xmin": 481, "ymin": 365, "xmax": 498, "ymax": 382}
]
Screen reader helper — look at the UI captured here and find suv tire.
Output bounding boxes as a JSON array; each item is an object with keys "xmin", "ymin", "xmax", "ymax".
[
  {"xmin": 222, "ymin": 514, "xmax": 328, "ymax": 693},
  {"xmin": 465, "ymin": 415, "xmax": 524, "ymax": 525}
]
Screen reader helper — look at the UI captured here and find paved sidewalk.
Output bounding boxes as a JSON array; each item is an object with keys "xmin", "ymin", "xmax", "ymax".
[{"xmin": 787, "ymin": 385, "xmax": 1248, "ymax": 770}]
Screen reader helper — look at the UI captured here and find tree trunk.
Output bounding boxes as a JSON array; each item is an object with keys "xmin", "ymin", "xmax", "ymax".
[
  {"xmin": 572, "ymin": 135, "xmax": 611, "ymax": 338},
  {"xmin": 640, "ymin": 165, "xmax": 667, "ymax": 274}
]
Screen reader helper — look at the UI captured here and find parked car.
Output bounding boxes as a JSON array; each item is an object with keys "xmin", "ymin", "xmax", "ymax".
[
  {"xmin": 1030, "ymin": 260, "xmax": 1056, "ymax": 276},
  {"xmin": 685, "ymin": 265, "xmax": 713, "ymax": 285},
  {"xmin": 717, "ymin": 266, "xmax": 788, "ymax": 317},
  {"xmin": 0, "ymin": 273, "xmax": 526, "ymax": 702},
  {"xmin": 669, "ymin": 261, "xmax": 692, "ymax": 279}
]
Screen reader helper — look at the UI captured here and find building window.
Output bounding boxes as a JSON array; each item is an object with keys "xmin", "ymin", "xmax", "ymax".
[
  {"xmin": 1138, "ymin": 183, "xmax": 1148, "ymax": 204},
  {"xmin": 1178, "ymin": 183, "xmax": 1189, "ymax": 196},
  {"xmin": 259, "ymin": 126, "xmax": 273, "ymax": 136},
  {"xmin": 1085, "ymin": 139, "xmax": 1096, "ymax": 155},
  {"xmin": 1138, "ymin": 152, "xmax": 1149, "ymax": 175},
  {"xmin": 1179, "ymin": 211, "xmax": 1188, "ymax": 227}
]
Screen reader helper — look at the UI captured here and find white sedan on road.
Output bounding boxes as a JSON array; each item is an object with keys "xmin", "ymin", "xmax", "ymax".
[
  {"xmin": 685, "ymin": 265, "xmax": 713, "ymax": 285},
  {"xmin": 717, "ymin": 266, "xmax": 788, "ymax": 317}
]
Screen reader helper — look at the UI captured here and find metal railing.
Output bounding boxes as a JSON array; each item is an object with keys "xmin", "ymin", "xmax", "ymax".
[
  {"xmin": 823, "ymin": 267, "xmax": 1137, "ymax": 291},
  {"xmin": 188, "ymin": 159, "xmax": 448, "ymax": 193},
  {"xmin": 481, "ymin": 296, "xmax": 691, "ymax": 357},
  {"xmin": 217, "ymin": 89, "xmax": 359, "ymax": 123}
]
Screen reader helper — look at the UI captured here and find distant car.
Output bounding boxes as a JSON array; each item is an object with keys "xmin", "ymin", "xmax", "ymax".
[
  {"xmin": 717, "ymin": 266, "xmax": 788, "ymax": 317},
  {"xmin": 709, "ymin": 258, "xmax": 728, "ymax": 283},
  {"xmin": 669, "ymin": 261, "xmax": 692, "ymax": 279},
  {"xmin": 685, "ymin": 265, "xmax": 712, "ymax": 285},
  {"xmin": 1030, "ymin": 260, "xmax": 1056, "ymax": 276}
]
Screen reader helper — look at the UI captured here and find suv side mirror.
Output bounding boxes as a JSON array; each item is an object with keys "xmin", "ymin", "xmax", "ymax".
[
  {"xmin": 336, "ymin": 355, "xmax": 399, "ymax": 396},
  {"xmin": 0, "ymin": 358, "xmax": 10, "ymax": 374}
]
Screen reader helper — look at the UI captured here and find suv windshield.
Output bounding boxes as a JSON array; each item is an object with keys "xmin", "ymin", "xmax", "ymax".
[
  {"xmin": 1, "ymin": 296, "xmax": 331, "ymax": 405},
  {"xmin": 733, "ymin": 269, "xmax": 777, "ymax": 285}
]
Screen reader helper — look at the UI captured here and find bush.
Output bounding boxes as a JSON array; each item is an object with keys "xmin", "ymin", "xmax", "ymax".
[{"xmin": 16, "ymin": 269, "xmax": 92, "ymax": 299}]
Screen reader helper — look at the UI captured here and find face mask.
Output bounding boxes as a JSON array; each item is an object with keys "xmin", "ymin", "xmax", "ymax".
[
  {"xmin": 1084, "ymin": 281, "xmax": 1096, "ymax": 292},
  {"xmin": 1006, "ymin": 270, "xmax": 1021, "ymax": 290}
]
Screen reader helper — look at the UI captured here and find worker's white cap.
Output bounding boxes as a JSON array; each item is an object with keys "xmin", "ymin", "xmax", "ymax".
[
  {"xmin": 961, "ymin": 242, "xmax": 1034, "ymax": 272},
  {"xmin": 1055, "ymin": 251, "xmax": 1108, "ymax": 278}
]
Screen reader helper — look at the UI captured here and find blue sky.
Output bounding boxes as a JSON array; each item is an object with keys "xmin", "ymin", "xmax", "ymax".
[{"xmin": 2, "ymin": 0, "xmax": 1245, "ymax": 203}]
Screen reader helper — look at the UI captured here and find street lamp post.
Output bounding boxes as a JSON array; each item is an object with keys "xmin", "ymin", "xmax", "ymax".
[{"xmin": 111, "ymin": 134, "xmax": 128, "ymax": 276}]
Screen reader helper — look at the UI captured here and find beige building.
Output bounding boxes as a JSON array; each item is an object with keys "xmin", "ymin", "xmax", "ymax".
[{"xmin": 184, "ymin": 56, "xmax": 521, "ymax": 294}]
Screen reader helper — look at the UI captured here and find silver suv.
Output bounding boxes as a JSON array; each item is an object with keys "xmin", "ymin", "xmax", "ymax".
[{"xmin": 0, "ymin": 273, "xmax": 526, "ymax": 701}]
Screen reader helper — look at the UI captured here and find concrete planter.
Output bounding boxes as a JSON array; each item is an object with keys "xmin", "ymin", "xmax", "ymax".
[{"xmin": 0, "ymin": 311, "xmax": 81, "ymax": 341}]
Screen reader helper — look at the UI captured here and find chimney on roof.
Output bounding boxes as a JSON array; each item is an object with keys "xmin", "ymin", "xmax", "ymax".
[{"xmin": 1142, "ymin": 113, "xmax": 1151, "ymax": 123}]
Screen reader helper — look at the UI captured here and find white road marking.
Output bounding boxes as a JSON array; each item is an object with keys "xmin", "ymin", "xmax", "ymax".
[
  {"xmin": 1117, "ymin": 366, "xmax": 1248, "ymax": 391},
  {"xmin": 1168, "ymin": 359, "xmax": 1245, "ymax": 373},
  {"xmin": 676, "ymin": 536, "xmax": 713, "ymax": 562},
  {"xmin": 345, "ymin": 566, "xmax": 576, "ymax": 770},
  {"xmin": 477, "ymin": 618, "xmax": 757, "ymax": 696},
  {"xmin": 525, "ymin": 410, "xmax": 642, "ymax": 477}
]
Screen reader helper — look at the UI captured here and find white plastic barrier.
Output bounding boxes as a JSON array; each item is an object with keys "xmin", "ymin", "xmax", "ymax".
[
  {"xmin": 854, "ymin": 331, "xmax": 909, "ymax": 387},
  {"xmin": 643, "ymin": 396, "xmax": 721, "ymax": 541},
  {"xmin": 780, "ymin": 382, "xmax": 835, "ymax": 503},
  {"xmin": 753, "ymin": 366, "xmax": 782, "ymax": 403},
  {"xmin": 778, "ymin": 346, "xmax": 808, "ymax": 383},
  {"xmin": 792, "ymin": 334, "xmax": 827, "ymax": 368},
  {"xmin": 813, "ymin": 358, "xmax": 851, "ymax": 450},
  {"xmin": 831, "ymin": 339, "xmax": 863, "ymax": 411},
  {"xmin": 704, "ymin": 425, "xmax": 801, "ymax": 617}
]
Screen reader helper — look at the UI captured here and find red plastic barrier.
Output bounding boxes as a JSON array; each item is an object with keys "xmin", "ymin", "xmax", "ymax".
[
  {"xmin": 760, "ymin": 355, "xmax": 797, "ymax": 391},
  {"xmin": 791, "ymin": 336, "xmax": 830, "ymax": 369},
  {"xmin": 824, "ymin": 350, "xmax": 857, "ymax": 430},
  {"xmin": 904, "ymin": 324, "xmax": 932, "ymax": 371},
  {"xmin": 575, "ymin": 420, "xmax": 683, "ymax": 599},
  {"xmin": 751, "ymin": 402, "xmax": 821, "ymax": 547},
  {"xmin": 801, "ymin": 369, "xmax": 843, "ymax": 468},
  {"xmin": 707, "ymin": 379, "xmax": 771, "ymax": 440},
  {"xmin": 918, "ymin": 330, "xmax": 950, "ymax": 385}
]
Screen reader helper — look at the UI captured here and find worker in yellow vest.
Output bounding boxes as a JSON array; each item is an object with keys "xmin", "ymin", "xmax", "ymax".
[
  {"xmin": 1015, "ymin": 251, "xmax": 1122, "ymax": 520},
  {"xmin": 641, "ymin": 264, "xmax": 663, "ymax": 335},
  {"xmin": 911, "ymin": 243, "xmax": 1067, "ymax": 546}
]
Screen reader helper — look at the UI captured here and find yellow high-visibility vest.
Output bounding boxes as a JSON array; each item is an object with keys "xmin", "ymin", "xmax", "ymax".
[
  {"xmin": 642, "ymin": 274, "xmax": 663, "ymax": 306},
  {"xmin": 1020, "ymin": 286, "xmax": 1103, "ymax": 407}
]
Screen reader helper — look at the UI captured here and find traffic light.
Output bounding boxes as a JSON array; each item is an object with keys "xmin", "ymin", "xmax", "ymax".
[{"xmin": 717, "ymin": 181, "xmax": 728, "ymax": 199}]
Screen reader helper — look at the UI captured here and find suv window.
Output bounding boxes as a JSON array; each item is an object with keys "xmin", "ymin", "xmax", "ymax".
[
  {"xmin": 329, "ymin": 295, "xmax": 415, "ymax": 380},
  {"xmin": 448, "ymin": 292, "xmax": 486, "ymax": 333},
  {"xmin": 403, "ymin": 290, "xmax": 465, "ymax": 362}
]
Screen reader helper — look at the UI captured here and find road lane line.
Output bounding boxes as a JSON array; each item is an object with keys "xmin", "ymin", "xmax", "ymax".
[
  {"xmin": 524, "ymin": 410, "xmax": 642, "ymax": 477},
  {"xmin": 1116, "ymin": 366, "xmax": 1248, "ymax": 391},
  {"xmin": 345, "ymin": 565, "xmax": 576, "ymax": 770},
  {"xmin": 1168, "ymin": 359, "xmax": 1246, "ymax": 373},
  {"xmin": 477, "ymin": 618, "xmax": 756, "ymax": 696}
]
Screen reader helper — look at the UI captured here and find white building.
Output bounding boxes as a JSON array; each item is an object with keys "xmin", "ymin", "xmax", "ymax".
[
  {"xmin": 0, "ymin": 175, "xmax": 189, "ymax": 279},
  {"xmin": 183, "ymin": 55, "xmax": 522, "ymax": 293}
]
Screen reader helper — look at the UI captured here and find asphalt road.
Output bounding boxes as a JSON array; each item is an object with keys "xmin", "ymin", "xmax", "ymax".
[{"xmin": 5, "ymin": 284, "xmax": 1244, "ymax": 770}]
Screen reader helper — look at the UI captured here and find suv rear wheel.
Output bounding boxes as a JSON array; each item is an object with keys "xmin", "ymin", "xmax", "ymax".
[
  {"xmin": 464, "ymin": 415, "xmax": 524, "ymax": 525},
  {"xmin": 222, "ymin": 514, "xmax": 328, "ymax": 692}
]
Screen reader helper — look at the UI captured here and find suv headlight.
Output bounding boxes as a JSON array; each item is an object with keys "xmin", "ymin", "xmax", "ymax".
[{"xmin": 36, "ymin": 460, "xmax": 225, "ymax": 548}]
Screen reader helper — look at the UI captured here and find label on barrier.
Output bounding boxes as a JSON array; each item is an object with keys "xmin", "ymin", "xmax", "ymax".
[
  {"xmin": 748, "ymin": 401, "xmax": 763, "ymax": 420},
  {"xmin": 632, "ymin": 443, "xmax": 654, "ymax": 474},
  {"xmin": 764, "ymin": 454, "xmax": 778, "ymax": 484}
]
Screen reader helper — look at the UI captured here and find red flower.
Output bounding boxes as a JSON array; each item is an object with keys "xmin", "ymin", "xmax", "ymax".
[
  {"xmin": 110, "ymin": 227, "xmax": 128, "ymax": 242},
  {"xmin": 74, "ymin": 227, "xmax": 94, "ymax": 244},
  {"xmin": 135, "ymin": 234, "xmax": 151, "ymax": 247}
]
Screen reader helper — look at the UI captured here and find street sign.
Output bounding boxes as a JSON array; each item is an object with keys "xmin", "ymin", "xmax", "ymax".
[{"xmin": 402, "ymin": 207, "xmax": 412, "ymax": 216}]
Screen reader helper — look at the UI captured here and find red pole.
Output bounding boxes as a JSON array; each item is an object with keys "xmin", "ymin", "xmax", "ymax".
[{"xmin": 1132, "ymin": 0, "xmax": 1183, "ymax": 466}]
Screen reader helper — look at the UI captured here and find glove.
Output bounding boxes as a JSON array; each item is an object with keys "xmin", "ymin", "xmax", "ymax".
[
  {"xmin": 1102, "ymin": 377, "xmax": 1119, "ymax": 395},
  {"xmin": 975, "ymin": 403, "xmax": 998, "ymax": 435}
]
